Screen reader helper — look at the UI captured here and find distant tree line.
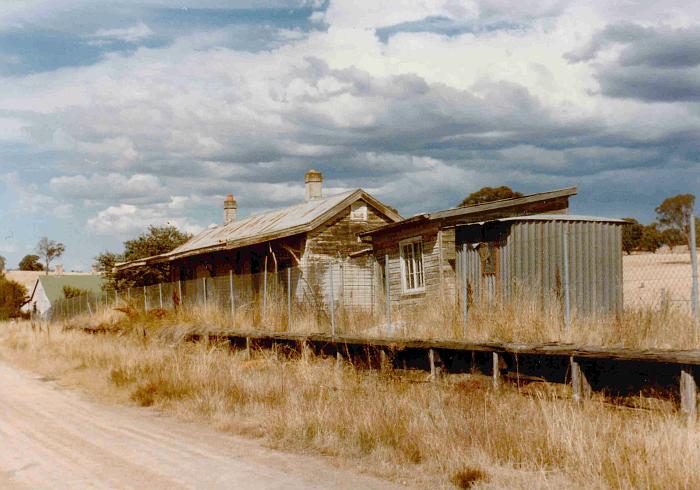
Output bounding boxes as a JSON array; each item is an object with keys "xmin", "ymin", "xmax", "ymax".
[{"xmin": 623, "ymin": 194, "xmax": 698, "ymax": 254}]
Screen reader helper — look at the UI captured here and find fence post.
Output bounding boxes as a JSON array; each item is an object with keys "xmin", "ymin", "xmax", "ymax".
[
  {"xmin": 143, "ymin": 286, "xmax": 148, "ymax": 312},
  {"xmin": 158, "ymin": 283, "xmax": 163, "ymax": 309},
  {"xmin": 562, "ymin": 225, "xmax": 571, "ymax": 331},
  {"xmin": 263, "ymin": 269, "xmax": 268, "ymax": 319},
  {"xmin": 178, "ymin": 280, "xmax": 182, "ymax": 307},
  {"xmin": 462, "ymin": 242, "xmax": 468, "ymax": 338},
  {"xmin": 329, "ymin": 262, "xmax": 336, "ymax": 336},
  {"xmin": 690, "ymin": 209, "xmax": 698, "ymax": 329},
  {"xmin": 229, "ymin": 269, "xmax": 235, "ymax": 323},
  {"xmin": 385, "ymin": 253, "xmax": 391, "ymax": 335},
  {"xmin": 203, "ymin": 277, "xmax": 207, "ymax": 313},
  {"xmin": 287, "ymin": 267, "xmax": 292, "ymax": 328}
]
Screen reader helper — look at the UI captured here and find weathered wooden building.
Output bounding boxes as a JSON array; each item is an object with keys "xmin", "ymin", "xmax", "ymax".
[
  {"xmin": 360, "ymin": 187, "xmax": 625, "ymax": 315},
  {"xmin": 116, "ymin": 170, "xmax": 401, "ymax": 303}
]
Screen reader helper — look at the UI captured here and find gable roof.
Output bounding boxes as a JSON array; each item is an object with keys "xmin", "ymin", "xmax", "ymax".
[
  {"xmin": 30, "ymin": 275, "xmax": 105, "ymax": 304},
  {"xmin": 116, "ymin": 189, "xmax": 401, "ymax": 270},
  {"xmin": 360, "ymin": 186, "xmax": 578, "ymax": 238}
]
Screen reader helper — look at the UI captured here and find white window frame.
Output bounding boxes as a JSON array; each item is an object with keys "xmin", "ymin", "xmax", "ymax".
[
  {"xmin": 350, "ymin": 201, "xmax": 368, "ymax": 222},
  {"xmin": 399, "ymin": 237, "xmax": 425, "ymax": 293}
]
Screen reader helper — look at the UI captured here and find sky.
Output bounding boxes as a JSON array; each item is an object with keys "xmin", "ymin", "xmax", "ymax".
[{"xmin": 0, "ymin": 0, "xmax": 698, "ymax": 271}]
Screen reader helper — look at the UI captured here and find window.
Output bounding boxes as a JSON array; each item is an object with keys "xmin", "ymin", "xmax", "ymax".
[
  {"xmin": 400, "ymin": 237, "xmax": 425, "ymax": 292},
  {"xmin": 350, "ymin": 201, "xmax": 368, "ymax": 222}
]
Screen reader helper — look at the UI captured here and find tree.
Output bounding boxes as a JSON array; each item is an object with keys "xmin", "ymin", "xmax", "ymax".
[
  {"xmin": 0, "ymin": 275, "xmax": 28, "ymax": 320},
  {"xmin": 655, "ymin": 194, "xmax": 695, "ymax": 238},
  {"xmin": 639, "ymin": 224, "xmax": 663, "ymax": 253},
  {"xmin": 622, "ymin": 218, "xmax": 644, "ymax": 255},
  {"xmin": 459, "ymin": 186, "xmax": 523, "ymax": 207},
  {"xmin": 0, "ymin": 254, "xmax": 5, "ymax": 272},
  {"xmin": 62, "ymin": 285, "xmax": 89, "ymax": 299},
  {"xmin": 36, "ymin": 237, "xmax": 65, "ymax": 275},
  {"xmin": 19, "ymin": 254, "xmax": 44, "ymax": 271},
  {"xmin": 660, "ymin": 227, "xmax": 686, "ymax": 251},
  {"xmin": 95, "ymin": 225, "xmax": 191, "ymax": 291}
]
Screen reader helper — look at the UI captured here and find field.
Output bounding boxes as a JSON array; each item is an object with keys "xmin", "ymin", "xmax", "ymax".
[
  {"xmin": 623, "ymin": 248, "xmax": 695, "ymax": 310},
  {"xmin": 2, "ymin": 321, "xmax": 700, "ymax": 489}
]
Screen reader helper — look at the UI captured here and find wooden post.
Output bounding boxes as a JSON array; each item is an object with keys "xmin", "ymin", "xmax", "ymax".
[
  {"xmin": 263, "ymin": 256, "xmax": 268, "ymax": 316},
  {"xmin": 143, "ymin": 286, "xmax": 147, "ymax": 312},
  {"xmin": 203, "ymin": 277, "xmax": 208, "ymax": 313},
  {"xmin": 680, "ymin": 368, "xmax": 697, "ymax": 423},
  {"xmin": 287, "ymin": 267, "xmax": 292, "ymax": 329},
  {"xmin": 177, "ymin": 280, "xmax": 182, "ymax": 307},
  {"xmin": 462, "ymin": 242, "xmax": 468, "ymax": 338},
  {"xmin": 329, "ymin": 263, "xmax": 336, "ymax": 336},
  {"xmin": 158, "ymin": 283, "xmax": 163, "ymax": 309},
  {"xmin": 385, "ymin": 254, "xmax": 391, "ymax": 335},
  {"xmin": 429, "ymin": 348, "xmax": 436, "ymax": 381},
  {"xmin": 492, "ymin": 352, "xmax": 501, "ymax": 389},
  {"xmin": 245, "ymin": 337, "xmax": 251, "ymax": 360},
  {"xmin": 570, "ymin": 357, "xmax": 591, "ymax": 402},
  {"xmin": 229, "ymin": 269, "xmax": 235, "ymax": 323},
  {"xmin": 380, "ymin": 349, "xmax": 390, "ymax": 372},
  {"xmin": 336, "ymin": 349, "xmax": 343, "ymax": 369}
]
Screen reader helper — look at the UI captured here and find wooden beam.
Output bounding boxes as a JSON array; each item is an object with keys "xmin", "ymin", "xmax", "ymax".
[{"xmin": 492, "ymin": 352, "xmax": 501, "ymax": 389}]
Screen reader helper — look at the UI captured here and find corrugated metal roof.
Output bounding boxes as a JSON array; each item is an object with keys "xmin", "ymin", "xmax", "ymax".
[
  {"xmin": 116, "ymin": 189, "xmax": 402, "ymax": 269},
  {"xmin": 173, "ymin": 189, "xmax": 357, "ymax": 254},
  {"xmin": 34, "ymin": 275, "xmax": 104, "ymax": 304},
  {"xmin": 492, "ymin": 214, "xmax": 627, "ymax": 224}
]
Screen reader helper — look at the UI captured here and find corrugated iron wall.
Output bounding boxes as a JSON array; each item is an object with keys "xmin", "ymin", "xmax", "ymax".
[{"xmin": 456, "ymin": 219, "xmax": 623, "ymax": 315}]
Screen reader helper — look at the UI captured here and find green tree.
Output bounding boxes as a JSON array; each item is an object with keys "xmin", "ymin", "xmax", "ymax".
[
  {"xmin": 639, "ymin": 224, "xmax": 663, "ymax": 253},
  {"xmin": 660, "ymin": 227, "xmax": 686, "ymax": 251},
  {"xmin": 95, "ymin": 225, "xmax": 191, "ymax": 291},
  {"xmin": 36, "ymin": 236, "xmax": 65, "ymax": 275},
  {"xmin": 18, "ymin": 254, "xmax": 43, "ymax": 271},
  {"xmin": 459, "ymin": 186, "xmax": 523, "ymax": 207},
  {"xmin": 62, "ymin": 285, "xmax": 89, "ymax": 299},
  {"xmin": 0, "ymin": 275, "xmax": 28, "ymax": 319},
  {"xmin": 622, "ymin": 218, "xmax": 644, "ymax": 255},
  {"xmin": 655, "ymin": 193, "xmax": 695, "ymax": 238}
]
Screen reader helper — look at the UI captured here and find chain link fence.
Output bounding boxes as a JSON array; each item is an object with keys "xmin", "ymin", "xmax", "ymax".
[{"xmin": 48, "ymin": 214, "xmax": 699, "ymax": 342}]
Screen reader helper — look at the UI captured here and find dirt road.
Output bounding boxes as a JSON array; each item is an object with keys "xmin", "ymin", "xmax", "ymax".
[{"xmin": 0, "ymin": 362, "xmax": 402, "ymax": 489}]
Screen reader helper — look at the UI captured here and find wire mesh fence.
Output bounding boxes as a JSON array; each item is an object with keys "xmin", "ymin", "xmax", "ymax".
[{"xmin": 47, "ymin": 216, "xmax": 700, "ymax": 344}]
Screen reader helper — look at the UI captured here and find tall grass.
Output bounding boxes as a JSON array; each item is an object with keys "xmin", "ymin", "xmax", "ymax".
[
  {"xmin": 65, "ymin": 286, "xmax": 699, "ymax": 350},
  {"xmin": 1, "ymin": 322, "xmax": 698, "ymax": 489}
]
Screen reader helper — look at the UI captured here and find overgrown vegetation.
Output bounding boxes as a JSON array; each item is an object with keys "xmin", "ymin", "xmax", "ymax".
[
  {"xmin": 0, "ymin": 273, "xmax": 27, "ymax": 320},
  {"xmin": 94, "ymin": 225, "xmax": 191, "ymax": 292},
  {"xmin": 1, "ymin": 321, "xmax": 697, "ymax": 489}
]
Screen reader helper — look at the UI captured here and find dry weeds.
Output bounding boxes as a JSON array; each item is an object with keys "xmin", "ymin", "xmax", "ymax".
[{"xmin": 1, "ymin": 321, "xmax": 699, "ymax": 489}]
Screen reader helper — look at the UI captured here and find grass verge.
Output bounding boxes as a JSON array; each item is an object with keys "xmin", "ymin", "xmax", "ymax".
[{"xmin": 2, "ymin": 321, "xmax": 699, "ymax": 488}]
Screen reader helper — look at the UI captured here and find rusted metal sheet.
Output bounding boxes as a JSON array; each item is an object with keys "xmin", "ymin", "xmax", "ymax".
[{"xmin": 456, "ymin": 214, "xmax": 625, "ymax": 316}]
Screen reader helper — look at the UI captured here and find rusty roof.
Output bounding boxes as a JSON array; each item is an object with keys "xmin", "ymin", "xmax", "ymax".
[
  {"xmin": 116, "ymin": 189, "xmax": 401, "ymax": 270},
  {"xmin": 359, "ymin": 186, "xmax": 578, "ymax": 238}
]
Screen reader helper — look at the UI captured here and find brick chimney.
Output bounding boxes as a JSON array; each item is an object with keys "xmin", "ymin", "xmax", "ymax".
[
  {"xmin": 304, "ymin": 169, "xmax": 323, "ymax": 201},
  {"xmin": 224, "ymin": 193, "xmax": 237, "ymax": 225}
]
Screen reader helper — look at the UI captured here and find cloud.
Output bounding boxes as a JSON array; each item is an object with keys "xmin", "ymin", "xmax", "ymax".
[
  {"xmin": 87, "ymin": 197, "xmax": 203, "ymax": 237},
  {"xmin": 567, "ymin": 24, "xmax": 700, "ymax": 102},
  {"xmin": 87, "ymin": 22, "xmax": 154, "ymax": 43},
  {"xmin": 49, "ymin": 173, "xmax": 165, "ymax": 202}
]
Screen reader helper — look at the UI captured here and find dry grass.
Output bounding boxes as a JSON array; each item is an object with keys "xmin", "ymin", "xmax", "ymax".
[
  {"xmin": 64, "ymin": 286, "xmax": 699, "ymax": 351},
  {"xmin": 2, "ymin": 321, "xmax": 699, "ymax": 489}
]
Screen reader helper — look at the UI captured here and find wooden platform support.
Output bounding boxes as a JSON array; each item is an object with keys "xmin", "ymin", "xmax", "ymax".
[
  {"xmin": 492, "ymin": 352, "xmax": 501, "ymax": 389},
  {"xmin": 429, "ymin": 349, "xmax": 437, "ymax": 381},
  {"xmin": 680, "ymin": 368, "xmax": 697, "ymax": 423},
  {"xmin": 570, "ymin": 356, "xmax": 592, "ymax": 402},
  {"xmin": 380, "ymin": 349, "xmax": 390, "ymax": 372},
  {"xmin": 245, "ymin": 337, "xmax": 251, "ymax": 360}
]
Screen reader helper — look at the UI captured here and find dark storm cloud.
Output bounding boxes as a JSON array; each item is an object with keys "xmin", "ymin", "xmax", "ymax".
[{"xmin": 568, "ymin": 23, "xmax": 700, "ymax": 102}]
